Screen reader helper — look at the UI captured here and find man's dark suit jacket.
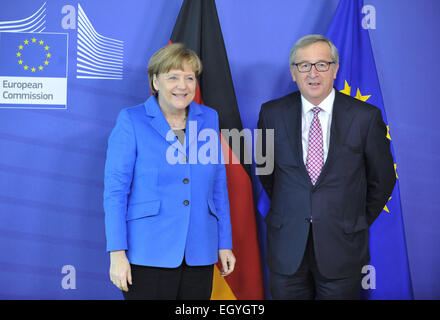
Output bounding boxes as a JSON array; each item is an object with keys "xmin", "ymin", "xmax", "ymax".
[{"xmin": 257, "ymin": 90, "xmax": 396, "ymax": 279}]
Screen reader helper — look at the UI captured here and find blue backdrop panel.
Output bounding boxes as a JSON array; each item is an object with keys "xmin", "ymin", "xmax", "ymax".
[
  {"xmin": 0, "ymin": 0, "xmax": 438, "ymax": 299},
  {"xmin": 0, "ymin": 0, "xmax": 183, "ymax": 299}
]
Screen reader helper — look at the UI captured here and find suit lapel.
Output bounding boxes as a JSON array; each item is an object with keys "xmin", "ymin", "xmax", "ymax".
[
  {"xmin": 281, "ymin": 90, "xmax": 356, "ymax": 187},
  {"xmin": 281, "ymin": 93, "xmax": 310, "ymax": 180},
  {"xmin": 315, "ymin": 91, "xmax": 355, "ymax": 185}
]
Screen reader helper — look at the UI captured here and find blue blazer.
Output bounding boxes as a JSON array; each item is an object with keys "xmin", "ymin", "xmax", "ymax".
[{"xmin": 104, "ymin": 96, "xmax": 232, "ymax": 267}]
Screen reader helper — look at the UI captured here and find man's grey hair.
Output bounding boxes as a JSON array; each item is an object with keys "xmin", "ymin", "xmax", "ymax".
[{"xmin": 289, "ymin": 34, "xmax": 339, "ymax": 66}]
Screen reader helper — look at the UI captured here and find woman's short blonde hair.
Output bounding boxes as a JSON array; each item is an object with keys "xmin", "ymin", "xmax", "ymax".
[{"xmin": 147, "ymin": 43, "xmax": 202, "ymax": 94}]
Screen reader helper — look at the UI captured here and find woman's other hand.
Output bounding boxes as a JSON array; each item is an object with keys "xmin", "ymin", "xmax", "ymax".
[
  {"xmin": 218, "ymin": 249, "xmax": 236, "ymax": 276},
  {"xmin": 109, "ymin": 250, "xmax": 132, "ymax": 292}
]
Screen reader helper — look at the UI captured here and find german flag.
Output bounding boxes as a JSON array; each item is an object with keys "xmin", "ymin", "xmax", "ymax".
[{"xmin": 170, "ymin": 0, "xmax": 264, "ymax": 299}]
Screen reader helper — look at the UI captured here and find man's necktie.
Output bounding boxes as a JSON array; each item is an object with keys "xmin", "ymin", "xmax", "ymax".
[{"xmin": 306, "ymin": 107, "xmax": 324, "ymax": 185}]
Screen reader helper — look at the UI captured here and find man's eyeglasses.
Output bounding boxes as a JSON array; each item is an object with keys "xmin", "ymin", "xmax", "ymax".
[{"xmin": 293, "ymin": 61, "xmax": 335, "ymax": 73}]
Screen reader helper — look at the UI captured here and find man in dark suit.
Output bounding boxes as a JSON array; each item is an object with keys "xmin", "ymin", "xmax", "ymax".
[{"xmin": 257, "ymin": 34, "xmax": 396, "ymax": 299}]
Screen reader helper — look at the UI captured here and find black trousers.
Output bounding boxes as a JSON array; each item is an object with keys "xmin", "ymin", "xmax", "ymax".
[
  {"xmin": 270, "ymin": 226, "xmax": 362, "ymax": 300},
  {"xmin": 122, "ymin": 259, "xmax": 214, "ymax": 300}
]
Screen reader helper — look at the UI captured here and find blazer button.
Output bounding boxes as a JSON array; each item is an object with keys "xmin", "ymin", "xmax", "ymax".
[
  {"xmin": 183, "ymin": 200, "xmax": 190, "ymax": 206},
  {"xmin": 183, "ymin": 178, "xmax": 189, "ymax": 184}
]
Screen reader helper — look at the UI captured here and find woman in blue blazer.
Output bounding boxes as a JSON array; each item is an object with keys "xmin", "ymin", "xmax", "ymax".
[{"xmin": 104, "ymin": 43, "xmax": 235, "ymax": 299}]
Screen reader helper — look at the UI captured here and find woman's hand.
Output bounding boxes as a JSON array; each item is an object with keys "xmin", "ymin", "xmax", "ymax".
[
  {"xmin": 218, "ymin": 249, "xmax": 236, "ymax": 276},
  {"xmin": 109, "ymin": 250, "xmax": 132, "ymax": 292}
]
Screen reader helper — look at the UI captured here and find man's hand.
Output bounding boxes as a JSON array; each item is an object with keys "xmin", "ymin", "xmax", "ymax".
[
  {"xmin": 109, "ymin": 250, "xmax": 132, "ymax": 292},
  {"xmin": 218, "ymin": 249, "xmax": 236, "ymax": 276}
]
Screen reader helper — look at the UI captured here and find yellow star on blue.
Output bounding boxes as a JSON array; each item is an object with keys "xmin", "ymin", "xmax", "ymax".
[
  {"xmin": 17, "ymin": 37, "xmax": 51, "ymax": 72},
  {"xmin": 339, "ymin": 80, "xmax": 371, "ymax": 103}
]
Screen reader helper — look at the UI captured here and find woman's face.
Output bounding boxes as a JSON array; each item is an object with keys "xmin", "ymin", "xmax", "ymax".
[{"xmin": 153, "ymin": 62, "xmax": 197, "ymax": 113}]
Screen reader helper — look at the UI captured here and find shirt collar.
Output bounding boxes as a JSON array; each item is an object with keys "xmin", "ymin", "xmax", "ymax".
[{"xmin": 301, "ymin": 88, "xmax": 335, "ymax": 115}]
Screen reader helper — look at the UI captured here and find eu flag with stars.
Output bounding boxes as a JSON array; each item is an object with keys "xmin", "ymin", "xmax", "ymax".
[
  {"xmin": 326, "ymin": 0, "xmax": 413, "ymax": 299},
  {"xmin": 0, "ymin": 32, "xmax": 68, "ymax": 108},
  {"xmin": 0, "ymin": 32, "xmax": 67, "ymax": 78}
]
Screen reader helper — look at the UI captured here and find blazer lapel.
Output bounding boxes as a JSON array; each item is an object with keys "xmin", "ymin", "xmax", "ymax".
[
  {"xmin": 186, "ymin": 101, "xmax": 204, "ymax": 150},
  {"xmin": 144, "ymin": 96, "xmax": 174, "ymax": 144},
  {"xmin": 144, "ymin": 96, "xmax": 189, "ymax": 158},
  {"xmin": 144, "ymin": 97, "xmax": 206, "ymax": 160}
]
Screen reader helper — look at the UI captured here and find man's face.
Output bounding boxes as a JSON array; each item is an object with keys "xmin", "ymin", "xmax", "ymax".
[{"xmin": 290, "ymin": 41, "xmax": 339, "ymax": 106}]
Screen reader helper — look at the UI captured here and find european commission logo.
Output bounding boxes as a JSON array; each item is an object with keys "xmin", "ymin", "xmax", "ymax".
[
  {"xmin": 76, "ymin": 4, "xmax": 124, "ymax": 80},
  {"xmin": 0, "ymin": 32, "xmax": 68, "ymax": 109}
]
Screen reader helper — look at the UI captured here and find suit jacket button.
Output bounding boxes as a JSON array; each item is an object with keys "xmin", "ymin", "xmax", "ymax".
[
  {"xmin": 183, "ymin": 178, "xmax": 189, "ymax": 184},
  {"xmin": 183, "ymin": 200, "xmax": 190, "ymax": 206}
]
